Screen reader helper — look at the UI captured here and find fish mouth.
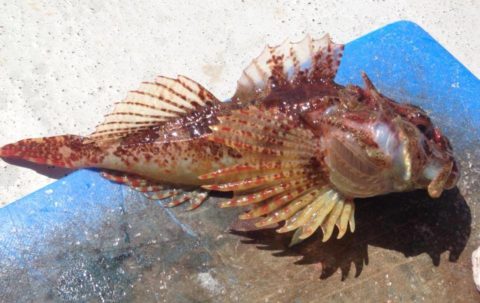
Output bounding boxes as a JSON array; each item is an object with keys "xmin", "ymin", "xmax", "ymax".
[
  {"xmin": 425, "ymin": 159, "xmax": 458, "ymax": 198},
  {"xmin": 444, "ymin": 158, "xmax": 460, "ymax": 190}
]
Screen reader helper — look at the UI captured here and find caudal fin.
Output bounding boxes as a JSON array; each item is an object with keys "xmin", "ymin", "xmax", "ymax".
[{"xmin": 0, "ymin": 135, "xmax": 102, "ymax": 168}]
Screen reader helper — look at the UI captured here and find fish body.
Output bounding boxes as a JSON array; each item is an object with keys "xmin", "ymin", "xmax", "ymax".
[{"xmin": 0, "ymin": 35, "xmax": 459, "ymax": 244}]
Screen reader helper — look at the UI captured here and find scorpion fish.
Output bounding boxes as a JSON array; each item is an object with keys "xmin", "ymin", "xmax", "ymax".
[{"xmin": 0, "ymin": 35, "xmax": 459, "ymax": 245}]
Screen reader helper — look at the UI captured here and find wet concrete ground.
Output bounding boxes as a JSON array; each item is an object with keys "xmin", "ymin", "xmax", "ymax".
[{"xmin": 0, "ymin": 167, "xmax": 477, "ymax": 302}]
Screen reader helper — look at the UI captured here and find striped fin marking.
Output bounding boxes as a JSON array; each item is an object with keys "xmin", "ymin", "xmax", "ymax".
[
  {"xmin": 87, "ymin": 75, "xmax": 220, "ymax": 142},
  {"xmin": 233, "ymin": 34, "xmax": 344, "ymax": 104},
  {"xmin": 201, "ymin": 107, "xmax": 355, "ymax": 245}
]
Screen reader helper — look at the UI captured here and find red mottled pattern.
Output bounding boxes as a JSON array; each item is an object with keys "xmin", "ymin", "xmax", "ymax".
[
  {"xmin": 0, "ymin": 135, "xmax": 103, "ymax": 168},
  {"xmin": 0, "ymin": 35, "xmax": 459, "ymax": 244}
]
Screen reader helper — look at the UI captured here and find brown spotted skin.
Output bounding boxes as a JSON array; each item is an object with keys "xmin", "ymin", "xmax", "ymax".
[
  {"xmin": 0, "ymin": 75, "xmax": 458, "ymax": 195},
  {"xmin": 84, "ymin": 88, "xmax": 337, "ymax": 185},
  {"xmin": 0, "ymin": 97, "xmax": 244, "ymax": 186},
  {"xmin": 0, "ymin": 134, "xmax": 241, "ymax": 186},
  {"xmin": 0, "ymin": 35, "xmax": 461, "ymax": 247},
  {"xmin": 0, "ymin": 136, "xmax": 104, "ymax": 168},
  {"xmin": 0, "ymin": 35, "xmax": 348, "ymax": 190},
  {"xmin": 100, "ymin": 138, "xmax": 242, "ymax": 185},
  {"xmin": 0, "ymin": 34, "xmax": 457, "ymax": 201}
]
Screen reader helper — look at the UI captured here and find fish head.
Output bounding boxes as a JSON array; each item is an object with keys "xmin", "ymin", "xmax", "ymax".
[
  {"xmin": 387, "ymin": 101, "xmax": 459, "ymax": 198},
  {"xmin": 304, "ymin": 73, "xmax": 459, "ymax": 199}
]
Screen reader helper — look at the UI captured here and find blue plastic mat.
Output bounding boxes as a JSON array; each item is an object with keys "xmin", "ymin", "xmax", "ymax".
[{"xmin": 1, "ymin": 21, "xmax": 479, "ymax": 302}]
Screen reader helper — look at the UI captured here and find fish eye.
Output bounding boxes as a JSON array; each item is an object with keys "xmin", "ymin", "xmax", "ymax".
[
  {"xmin": 417, "ymin": 124, "xmax": 427, "ymax": 133},
  {"xmin": 415, "ymin": 122, "xmax": 436, "ymax": 141}
]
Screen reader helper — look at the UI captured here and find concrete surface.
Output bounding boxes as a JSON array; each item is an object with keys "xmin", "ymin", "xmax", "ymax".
[{"xmin": 0, "ymin": 0, "xmax": 479, "ymax": 205}]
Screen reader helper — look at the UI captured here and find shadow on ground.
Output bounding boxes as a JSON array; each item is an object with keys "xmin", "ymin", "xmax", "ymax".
[
  {"xmin": 231, "ymin": 187, "xmax": 471, "ymax": 280},
  {"xmin": 3, "ymin": 157, "xmax": 74, "ymax": 179}
]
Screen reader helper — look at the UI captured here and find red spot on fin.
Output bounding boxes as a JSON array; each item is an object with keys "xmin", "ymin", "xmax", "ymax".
[{"xmin": 233, "ymin": 34, "xmax": 344, "ymax": 105}]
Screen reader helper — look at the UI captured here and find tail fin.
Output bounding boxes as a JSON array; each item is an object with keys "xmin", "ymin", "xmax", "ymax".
[{"xmin": 0, "ymin": 135, "xmax": 102, "ymax": 168}]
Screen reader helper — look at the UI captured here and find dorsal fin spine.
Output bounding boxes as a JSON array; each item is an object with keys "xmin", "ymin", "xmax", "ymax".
[
  {"xmin": 141, "ymin": 81, "xmax": 193, "ymax": 110},
  {"xmin": 87, "ymin": 75, "xmax": 220, "ymax": 143},
  {"xmin": 232, "ymin": 34, "xmax": 344, "ymax": 105}
]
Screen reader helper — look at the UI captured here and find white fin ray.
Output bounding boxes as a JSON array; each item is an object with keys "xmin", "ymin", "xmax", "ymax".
[{"xmin": 278, "ymin": 189, "xmax": 355, "ymax": 246}]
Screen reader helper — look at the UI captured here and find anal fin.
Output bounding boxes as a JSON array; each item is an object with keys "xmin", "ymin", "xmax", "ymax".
[{"xmin": 100, "ymin": 170, "xmax": 209, "ymax": 210}]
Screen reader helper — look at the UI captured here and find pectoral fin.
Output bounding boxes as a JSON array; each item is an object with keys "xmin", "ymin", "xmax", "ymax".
[{"xmin": 201, "ymin": 107, "xmax": 355, "ymax": 244}]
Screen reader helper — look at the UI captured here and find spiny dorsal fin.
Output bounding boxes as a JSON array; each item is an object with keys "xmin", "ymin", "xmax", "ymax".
[
  {"xmin": 200, "ymin": 107, "xmax": 355, "ymax": 245},
  {"xmin": 233, "ymin": 34, "xmax": 344, "ymax": 104},
  {"xmin": 87, "ymin": 75, "xmax": 220, "ymax": 142}
]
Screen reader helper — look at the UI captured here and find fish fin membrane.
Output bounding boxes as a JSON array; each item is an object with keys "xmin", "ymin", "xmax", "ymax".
[
  {"xmin": 201, "ymin": 107, "xmax": 355, "ymax": 243},
  {"xmin": 101, "ymin": 170, "xmax": 163, "ymax": 188},
  {"xmin": 0, "ymin": 135, "xmax": 101, "ymax": 168},
  {"xmin": 101, "ymin": 170, "xmax": 209, "ymax": 210},
  {"xmin": 233, "ymin": 34, "xmax": 344, "ymax": 104},
  {"xmin": 87, "ymin": 75, "xmax": 221, "ymax": 143}
]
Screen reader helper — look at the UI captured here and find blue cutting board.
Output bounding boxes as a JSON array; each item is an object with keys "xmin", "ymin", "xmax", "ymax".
[{"xmin": 1, "ymin": 21, "xmax": 479, "ymax": 302}]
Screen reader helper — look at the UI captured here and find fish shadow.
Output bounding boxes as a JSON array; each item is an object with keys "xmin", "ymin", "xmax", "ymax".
[
  {"xmin": 231, "ymin": 187, "xmax": 471, "ymax": 280},
  {"xmin": 2, "ymin": 157, "xmax": 74, "ymax": 179}
]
